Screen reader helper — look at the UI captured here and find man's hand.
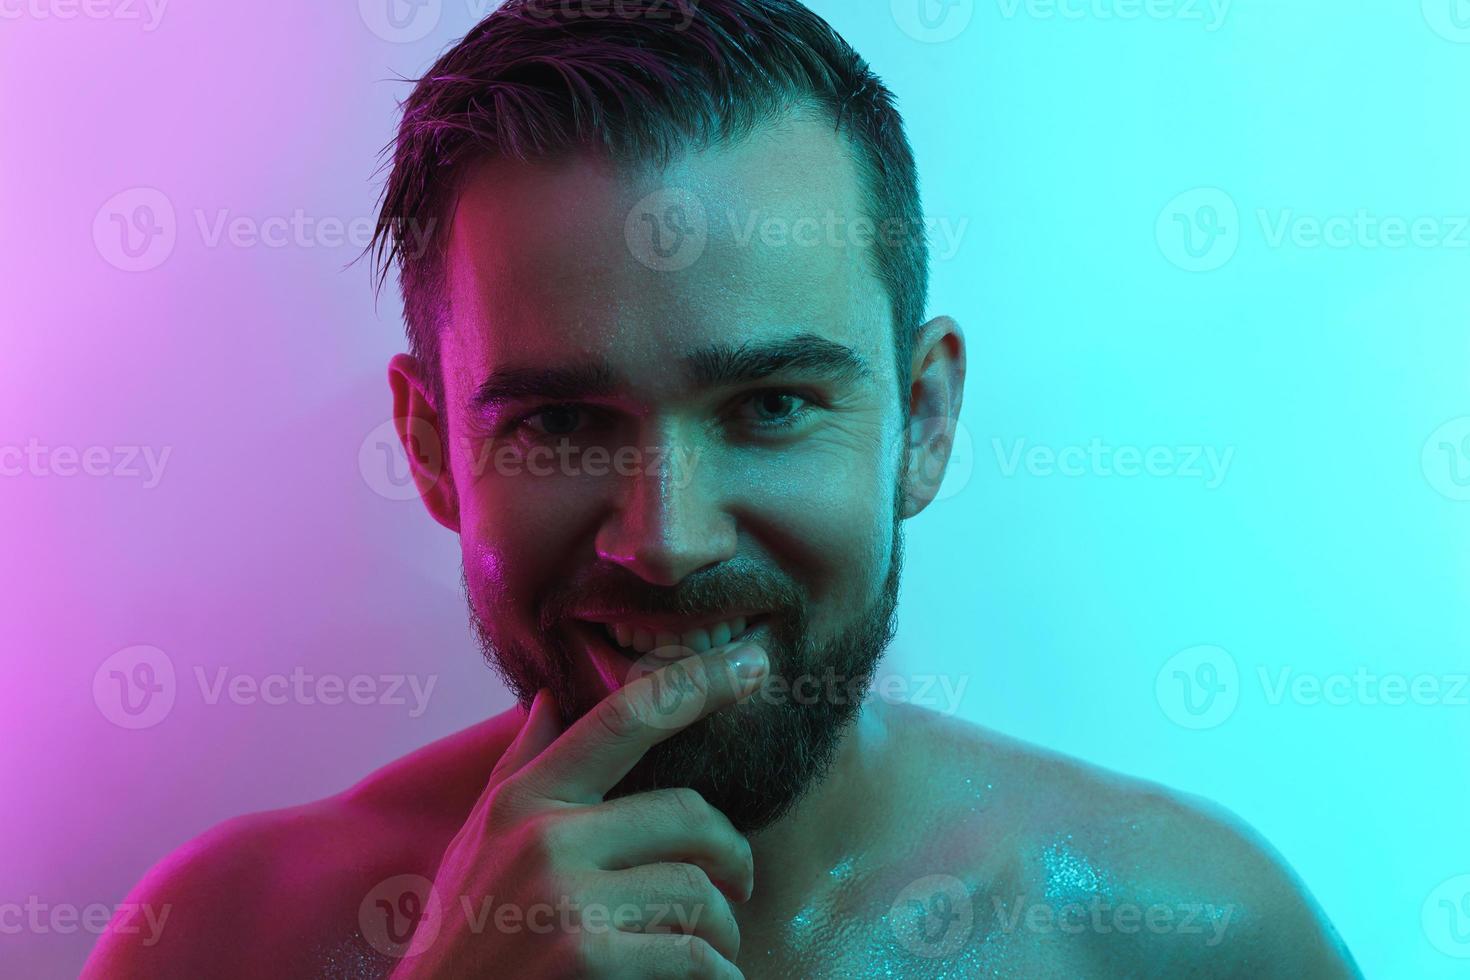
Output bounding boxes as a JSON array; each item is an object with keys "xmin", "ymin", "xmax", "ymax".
[{"xmin": 389, "ymin": 641, "xmax": 770, "ymax": 979}]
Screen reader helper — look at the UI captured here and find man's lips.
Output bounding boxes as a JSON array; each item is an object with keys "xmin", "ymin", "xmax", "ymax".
[
  {"xmin": 567, "ymin": 614, "xmax": 769, "ymax": 677},
  {"xmin": 572, "ymin": 610, "xmax": 766, "ymax": 633},
  {"xmin": 572, "ymin": 611, "xmax": 767, "ymax": 656}
]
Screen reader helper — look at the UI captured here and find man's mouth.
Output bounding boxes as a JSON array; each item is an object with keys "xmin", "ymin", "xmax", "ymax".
[{"xmin": 572, "ymin": 613, "xmax": 768, "ymax": 658}]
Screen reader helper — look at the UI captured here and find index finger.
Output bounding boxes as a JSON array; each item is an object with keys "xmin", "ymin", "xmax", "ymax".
[{"xmin": 526, "ymin": 641, "xmax": 769, "ymax": 805}]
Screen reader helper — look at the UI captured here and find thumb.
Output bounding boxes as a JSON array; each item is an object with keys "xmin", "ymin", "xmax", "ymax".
[{"xmin": 487, "ymin": 688, "xmax": 563, "ymax": 786}]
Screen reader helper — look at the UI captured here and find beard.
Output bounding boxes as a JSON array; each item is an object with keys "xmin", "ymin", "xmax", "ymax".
[{"xmin": 464, "ymin": 486, "xmax": 905, "ymax": 836}]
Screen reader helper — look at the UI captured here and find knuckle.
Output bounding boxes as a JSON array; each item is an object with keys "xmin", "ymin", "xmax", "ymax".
[
  {"xmin": 676, "ymin": 861, "xmax": 712, "ymax": 896},
  {"xmin": 684, "ymin": 936, "xmax": 726, "ymax": 979},
  {"xmin": 591, "ymin": 693, "xmax": 641, "ymax": 743},
  {"xmin": 516, "ymin": 811, "xmax": 568, "ymax": 868},
  {"xmin": 667, "ymin": 786, "xmax": 709, "ymax": 825},
  {"xmin": 482, "ymin": 780, "xmax": 523, "ymax": 831}
]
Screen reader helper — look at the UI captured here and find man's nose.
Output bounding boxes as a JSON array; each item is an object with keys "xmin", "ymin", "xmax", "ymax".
[{"xmin": 593, "ymin": 437, "xmax": 736, "ymax": 587}]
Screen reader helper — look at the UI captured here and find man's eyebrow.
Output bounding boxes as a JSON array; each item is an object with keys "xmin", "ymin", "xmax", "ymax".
[
  {"xmin": 685, "ymin": 333, "xmax": 873, "ymax": 389},
  {"xmin": 469, "ymin": 333, "xmax": 872, "ymax": 412},
  {"xmin": 469, "ymin": 362, "xmax": 618, "ymax": 413}
]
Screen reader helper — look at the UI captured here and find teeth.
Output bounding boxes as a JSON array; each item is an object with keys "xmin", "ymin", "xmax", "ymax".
[{"xmin": 603, "ymin": 616, "xmax": 756, "ymax": 655}]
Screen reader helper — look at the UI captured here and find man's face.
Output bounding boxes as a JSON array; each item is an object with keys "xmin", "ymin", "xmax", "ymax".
[{"xmin": 437, "ymin": 111, "xmax": 908, "ymax": 833}]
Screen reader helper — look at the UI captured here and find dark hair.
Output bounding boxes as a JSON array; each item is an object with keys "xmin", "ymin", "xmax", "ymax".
[{"xmin": 370, "ymin": 0, "xmax": 928, "ymax": 419}]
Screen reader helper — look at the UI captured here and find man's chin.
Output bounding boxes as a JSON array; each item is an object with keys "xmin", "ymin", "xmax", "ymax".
[{"xmin": 605, "ymin": 678, "xmax": 865, "ymax": 836}]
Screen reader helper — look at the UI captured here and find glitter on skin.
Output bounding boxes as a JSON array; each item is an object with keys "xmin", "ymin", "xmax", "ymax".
[
  {"xmin": 856, "ymin": 907, "xmax": 1014, "ymax": 979},
  {"xmin": 1042, "ymin": 834, "xmax": 1115, "ymax": 903},
  {"xmin": 310, "ymin": 936, "xmax": 395, "ymax": 979}
]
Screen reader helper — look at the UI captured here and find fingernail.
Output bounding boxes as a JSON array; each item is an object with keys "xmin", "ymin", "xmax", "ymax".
[{"xmin": 727, "ymin": 643, "xmax": 768, "ymax": 683}]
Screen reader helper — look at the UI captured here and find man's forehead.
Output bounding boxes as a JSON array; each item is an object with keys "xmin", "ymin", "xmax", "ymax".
[{"xmin": 440, "ymin": 110, "xmax": 891, "ymax": 384}]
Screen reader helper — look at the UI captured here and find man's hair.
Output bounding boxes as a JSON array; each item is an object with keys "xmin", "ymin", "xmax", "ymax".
[{"xmin": 369, "ymin": 0, "xmax": 928, "ymax": 419}]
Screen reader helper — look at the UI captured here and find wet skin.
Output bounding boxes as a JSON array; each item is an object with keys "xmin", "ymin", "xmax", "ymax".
[{"xmin": 84, "ymin": 110, "xmax": 1360, "ymax": 978}]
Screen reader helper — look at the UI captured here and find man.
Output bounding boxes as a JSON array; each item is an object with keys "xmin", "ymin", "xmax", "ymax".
[{"xmin": 86, "ymin": 1, "xmax": 1361, "ymax": 976}]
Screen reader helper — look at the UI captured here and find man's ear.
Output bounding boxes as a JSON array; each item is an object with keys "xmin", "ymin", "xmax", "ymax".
[
  {"xmin": 387, "ymin": 353, "xmax": 460, "ymax": 533},
  {"xmin": 901, "ymin": 315, "xmax": 966, "ymax": 519}
]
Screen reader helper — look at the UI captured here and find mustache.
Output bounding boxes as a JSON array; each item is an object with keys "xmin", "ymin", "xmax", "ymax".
[{"xmin": 539, "ymin": 557, "xmax": 805, "ymax": 632}]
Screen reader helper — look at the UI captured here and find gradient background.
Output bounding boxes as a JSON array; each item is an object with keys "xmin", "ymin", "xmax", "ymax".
[{"xmin": 3, "ymin": 0, "xmax": 1466, "ymax": 975}]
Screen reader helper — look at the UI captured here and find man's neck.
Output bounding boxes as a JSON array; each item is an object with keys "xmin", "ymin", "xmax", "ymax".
[{"xmin": 737, "ymin": 698, "xmax": 898, "ymax": 924}]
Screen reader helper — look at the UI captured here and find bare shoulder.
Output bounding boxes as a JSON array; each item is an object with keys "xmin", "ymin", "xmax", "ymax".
[
  {"xmin": 890, "ymin": 705, "xmax": 1362, "ymax": 978},
  {"xmin": 83, "ymin": 709, "xmax": 523, "ymax": 979}
]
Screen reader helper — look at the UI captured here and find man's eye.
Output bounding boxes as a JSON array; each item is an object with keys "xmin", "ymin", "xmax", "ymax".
[
  {"xmin": 517, "ymin": 404, "xmax": 585, "ymax": 437},
  {"xmin": 737, "ymin": 390, "xmax": 814, "ymax": 429}
]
